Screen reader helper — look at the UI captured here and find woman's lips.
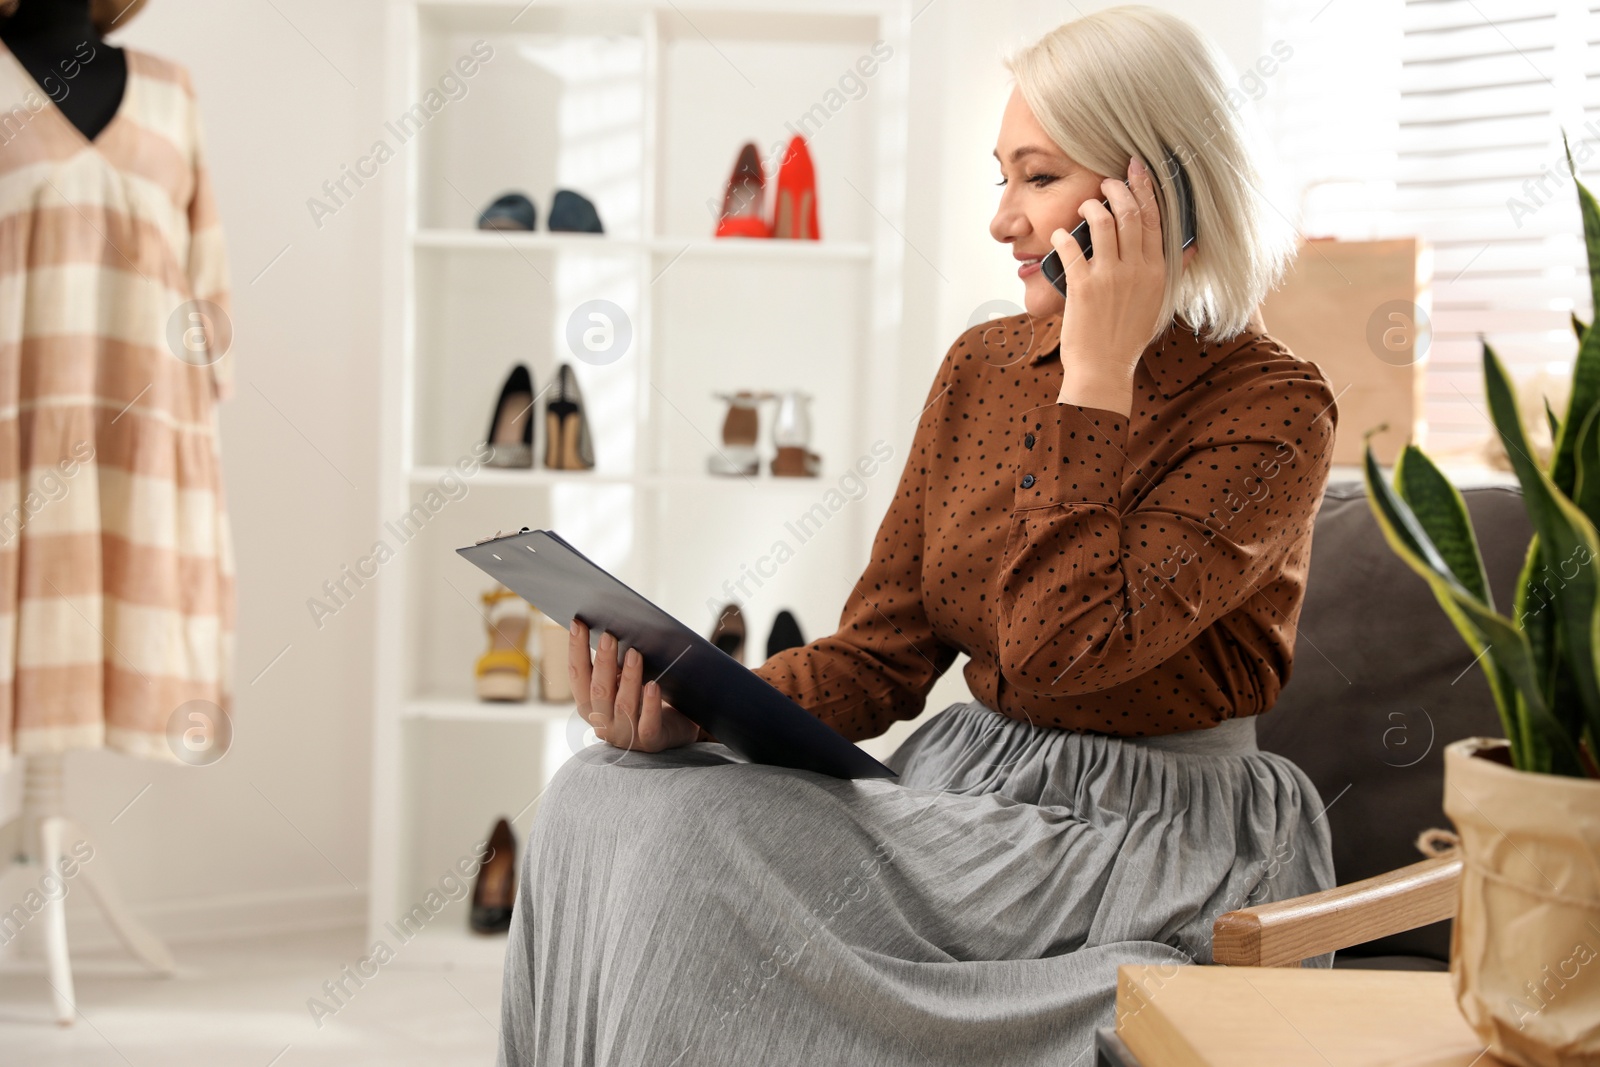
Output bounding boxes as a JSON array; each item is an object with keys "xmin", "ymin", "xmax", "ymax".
[{"xmin": 1016, "ymin": 255, "xmax": 1042, "ymax": 279}]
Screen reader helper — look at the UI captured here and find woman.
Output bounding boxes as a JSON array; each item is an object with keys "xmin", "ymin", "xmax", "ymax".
[{"xmin": 498, "ymin": 7, "xmax": 1337, "ymax": 1065}]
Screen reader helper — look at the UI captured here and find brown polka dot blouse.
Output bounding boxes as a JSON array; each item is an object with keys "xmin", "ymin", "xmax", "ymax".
[{"xmin": 745, "ymin": 311, "xmax": 1338, "ymax": 743}]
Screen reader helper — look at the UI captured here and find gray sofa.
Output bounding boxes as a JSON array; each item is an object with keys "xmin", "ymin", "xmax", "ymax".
[{"xmin": 1257, "ymin": 479, "xmax": 1531, "ymax": 969}]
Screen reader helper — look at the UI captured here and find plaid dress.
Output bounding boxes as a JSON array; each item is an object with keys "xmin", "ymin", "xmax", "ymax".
[{"xmin": 0, "ymin": 45, "xmax": 233, "ymax": 763}]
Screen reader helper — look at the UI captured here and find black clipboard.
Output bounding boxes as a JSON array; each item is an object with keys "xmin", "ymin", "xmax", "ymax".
[{"xmin": 456, "ymin": 529, "xmax": 896, "ymax": 780}]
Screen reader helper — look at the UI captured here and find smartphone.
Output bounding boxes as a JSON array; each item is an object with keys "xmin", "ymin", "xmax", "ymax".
[{"xmin": 1039, "ymin": 149, "xmax": 1197, "ymax": 296}]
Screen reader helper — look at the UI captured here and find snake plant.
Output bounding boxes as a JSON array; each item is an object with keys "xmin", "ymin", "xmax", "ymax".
[{"xmin": 1363, "ymin": 138, "xmax": 1600, "ymax": 779}]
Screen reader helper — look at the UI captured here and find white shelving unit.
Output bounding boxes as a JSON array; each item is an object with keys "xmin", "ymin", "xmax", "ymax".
[
  {"xmin": 413, "ymin": 228, "xmax": 873, "ymax": 260},
  {"xmin": 371, "ymin": 0, "xmax": 912, "ymax": 963}
]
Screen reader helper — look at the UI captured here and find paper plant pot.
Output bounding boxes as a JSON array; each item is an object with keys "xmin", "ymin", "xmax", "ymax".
[{"xmin": 1442, "ymin": 738, "xmax": 1600, "ymax": 1067}]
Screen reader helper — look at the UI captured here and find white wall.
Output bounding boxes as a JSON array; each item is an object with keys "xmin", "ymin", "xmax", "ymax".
[{"xmin": 2, "ymin": 0, "xmax": 1283, "ymax": 940}]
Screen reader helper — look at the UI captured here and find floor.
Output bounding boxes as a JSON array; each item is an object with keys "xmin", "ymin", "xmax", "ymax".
[{"xmin": 0, "ymin": 926, "xmax": 504, "ymax": 1065}]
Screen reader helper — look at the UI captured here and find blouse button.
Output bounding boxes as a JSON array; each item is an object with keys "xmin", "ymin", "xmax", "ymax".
[
  {"xmin": 1024, "ymin": 433, "xmax": 1036, "ymax": 449},
  {"xmin": 1021, "ymin": 473, "xmax": 1036, "ymax": 489}
]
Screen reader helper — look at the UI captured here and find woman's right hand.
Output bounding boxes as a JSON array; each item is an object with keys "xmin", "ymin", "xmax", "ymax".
[{"xmin": 569, "ymin": 619, "xmax": 701, "ymax": 752}]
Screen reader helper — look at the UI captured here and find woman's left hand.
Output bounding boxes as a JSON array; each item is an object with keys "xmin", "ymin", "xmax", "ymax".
[
  {"xmin": 1050, "ymin": 155, "xmax": 1190, "ymax": 414},
  {"xmin": 570, "ymin": 620, "xmax": 701, "ymax": 753}
]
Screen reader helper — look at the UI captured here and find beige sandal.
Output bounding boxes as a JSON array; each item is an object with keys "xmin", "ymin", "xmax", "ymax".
[{"xmin": 709, "ymin": 391, "xmax": 763, "ymax": 476}]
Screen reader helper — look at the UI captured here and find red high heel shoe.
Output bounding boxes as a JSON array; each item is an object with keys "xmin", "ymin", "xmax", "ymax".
[
  {"xmin": 715, "ymin": 143, "xmax": 771, "ymax": 238},
  {"xmin": 772, "ymin": 135, "xmax": 819, "ymax": 240}
]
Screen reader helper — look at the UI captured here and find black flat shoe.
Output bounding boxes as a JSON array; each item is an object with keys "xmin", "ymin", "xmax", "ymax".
[
  {"xmin": 470, "ymin": 818, "xmax": 517, "ymax": 935},
  {"xmin": 544, "ymin": 364, "xmax": 595, "ymax": 470},
  {"xmin": 485, "ymin": 365, "xmax": 535, "ymax": 468},
  {"xmin": 548, "ymin": 189, "xmax": 603, "ymax": 233},
  {"xmin": 478, "ymin": 192, "xmax": 537, "ymax": 231}
]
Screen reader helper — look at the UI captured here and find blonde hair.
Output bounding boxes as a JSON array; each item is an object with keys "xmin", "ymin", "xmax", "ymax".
[{"xmin": 1006, "ymin": 6, "xmax": 1292, "ymax": 341}]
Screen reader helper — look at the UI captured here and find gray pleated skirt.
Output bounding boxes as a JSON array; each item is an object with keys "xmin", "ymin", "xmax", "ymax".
[{"xmin": 496, "ymin": 699, "xmax": 1335, "ymax": 1067}]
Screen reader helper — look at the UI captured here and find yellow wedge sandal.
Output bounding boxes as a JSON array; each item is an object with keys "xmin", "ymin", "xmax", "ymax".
[{"xmin": 476, "ymin": 586, "xmax": 532, "ymax": 701}]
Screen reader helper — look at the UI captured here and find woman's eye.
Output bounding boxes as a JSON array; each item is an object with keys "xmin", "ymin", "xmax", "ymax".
[{"xmin": 997, "ymin": 174, "xmax": 1059, "ymax": 188}]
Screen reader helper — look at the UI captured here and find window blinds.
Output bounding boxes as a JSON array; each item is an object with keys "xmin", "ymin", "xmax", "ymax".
[{"xmin": 1399, "ymin": 0, "xmax": 1591, "ymax": 453}]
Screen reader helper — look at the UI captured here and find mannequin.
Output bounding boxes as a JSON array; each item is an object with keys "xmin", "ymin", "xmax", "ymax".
[
  {"xmin": 0, "ymin": 0, "xmax": 127, "ymax": 141},
  {"xmin": 0, "ymin": 0, "xmax": 204, "ymax": 1029}
]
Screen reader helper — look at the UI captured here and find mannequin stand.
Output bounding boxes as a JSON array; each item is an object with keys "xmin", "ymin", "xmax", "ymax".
[{"xmin": 0, "ymin": 753, "xmax": 175, "ymax": 1025}]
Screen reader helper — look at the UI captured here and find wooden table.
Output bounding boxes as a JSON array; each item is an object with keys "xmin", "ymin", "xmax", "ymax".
[{"xmin": 1100, "ymin": 965, "xmax": 1501, "ymax": 1066}]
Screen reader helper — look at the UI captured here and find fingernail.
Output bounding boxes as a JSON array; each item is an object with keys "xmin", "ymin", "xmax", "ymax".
[
  {"xmin": 600, "ymin": 632, "xmax": 614, "ymax": 650},
  {"xmin": 1130, "ymin": 156, "xmax": 1147, "ymax": 177},
  {"xmin": 625, "ymin": 647, "xmax": 639, "ymax": 667}
]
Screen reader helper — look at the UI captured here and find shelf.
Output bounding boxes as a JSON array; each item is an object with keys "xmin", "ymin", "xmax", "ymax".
[
  {"xmin": 404, "ymin": 694, "xmax": 575, "ymax": 724},
  {"xmin": 648, "ymin": 237, "xmax": 871, "ymax": 262},
  {"xmin": 414, "ymin": 2, "xmax": 884, "ymax": 47},
  {"xmin": 647, "ymin": 472, "xmax": 851, "ymax": 487},
  {"xmin": 414, "ymin": 229, "xmax": 628, "ymax": 254},
  {"xmin": 410, "ymin": 466, "xmax": 855, "ymax": 489},
  {"xmin": 412, "ymin": 229, "xmax": 871, "ymax": 261},
  {"xmin": 415, "ymin": 1, "xmax": 642, "ymax": 38},
  {"xmin": 655, "ymin": 7, "xmax": 880, "ymax": 45},
  {"xmin": 413, "ymin": 466, "xmax": 636, "ymax": 487},
  {"xmin": 374, "ymin": 0, "xmax": 911, "ymax": 964}
]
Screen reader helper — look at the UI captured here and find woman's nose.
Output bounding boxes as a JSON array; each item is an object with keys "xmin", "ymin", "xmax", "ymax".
[{"xmin": 990, "ymin": 192, "xmax": 1029, "ymax": 244}]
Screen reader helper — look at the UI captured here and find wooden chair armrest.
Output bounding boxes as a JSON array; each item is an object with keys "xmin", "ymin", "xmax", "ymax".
[{"xmin": 1211, "ymin": 856, "xmax": 1461, "ymax": 967}]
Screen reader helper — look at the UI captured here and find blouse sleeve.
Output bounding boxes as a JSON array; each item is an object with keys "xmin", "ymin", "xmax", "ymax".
[
  {"xmin": 994, "ymin": 347, "xmax": 1335, "ymax": 698},
  {"xmin": 182, "ymin": 73, "xmax": 232, "ymax": 401},
  {"xmin": 747, "ymin": 346, "xmax": 964, "ymax": 742}
]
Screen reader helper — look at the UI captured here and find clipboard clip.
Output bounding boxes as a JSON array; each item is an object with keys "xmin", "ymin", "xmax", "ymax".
[{"xmin": 473, "ymin": 527, "xmax": 534, "ymax": 545}]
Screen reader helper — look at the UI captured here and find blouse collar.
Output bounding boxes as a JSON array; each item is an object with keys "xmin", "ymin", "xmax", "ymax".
[{"xmin": 1024, "ymin": 313, "xmax": 1238, "ymax": 401}]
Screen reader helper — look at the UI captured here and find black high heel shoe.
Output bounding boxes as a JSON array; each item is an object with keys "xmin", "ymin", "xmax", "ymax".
[
  {"xmin": 485, "ymin": 364, "xmax": 535, "ymax": 468},
  {"xmin": 766, "ymin": 610, "xmax": 805, "ymax": 659},
  {"xmin": 544, "ymin": 364, "xmax": 595, "ymax": 470},
  {"xmin": 470, "ymin": 818, "xmax": 517, "ymax": 934},
  {"xmin": 709, "ymin": 603, "xmax": 746, "ymax": 663}
]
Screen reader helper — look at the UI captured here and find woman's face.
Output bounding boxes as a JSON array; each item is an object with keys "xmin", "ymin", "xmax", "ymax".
[{"xmin": 990, "ymin": 87, "xmax": 1110, "ymax": 318}]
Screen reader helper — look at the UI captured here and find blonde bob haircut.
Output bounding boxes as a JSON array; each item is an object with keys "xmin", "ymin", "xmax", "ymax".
[{"xmin": 1006, "ymin": 6, "xmax": 1293, "ymax": 342}]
